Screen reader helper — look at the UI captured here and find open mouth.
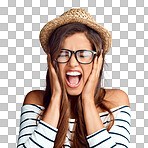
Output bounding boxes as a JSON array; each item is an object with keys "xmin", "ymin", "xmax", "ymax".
[{"xmin": 65, "ymin": 71, "xmax": 82, "ymax": 88}]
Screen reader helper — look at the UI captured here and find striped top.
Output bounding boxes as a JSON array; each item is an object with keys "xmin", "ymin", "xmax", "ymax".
[{"xmin": 17, "ymin": 104, "xmax": 131, "ymax": 148}]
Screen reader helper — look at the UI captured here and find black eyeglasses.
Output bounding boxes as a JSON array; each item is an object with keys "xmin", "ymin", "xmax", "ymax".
[{"xmin": 55, "ymin": 49, "xmax": 96, "ymax": 64}]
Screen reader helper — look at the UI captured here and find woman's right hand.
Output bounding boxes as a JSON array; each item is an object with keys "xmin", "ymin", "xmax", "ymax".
[
  {"xmin": 42, "ymin": 54, "xmax": 61, "ymax": 128},
  {"xmin": 47, "ymin": 54, "xmax": 62, "ymax": 104}
]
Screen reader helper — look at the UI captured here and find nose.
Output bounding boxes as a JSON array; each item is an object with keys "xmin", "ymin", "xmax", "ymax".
[{"xmin": 68, "ymin": 53, "xmax": 79, "ymax": 67}]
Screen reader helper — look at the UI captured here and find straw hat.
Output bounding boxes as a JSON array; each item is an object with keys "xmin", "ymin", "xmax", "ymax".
[{"xmin": 40, "ymin": 8, "xmax": 112, "ymax": 55}]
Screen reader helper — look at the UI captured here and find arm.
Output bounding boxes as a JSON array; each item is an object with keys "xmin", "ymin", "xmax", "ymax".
[
  {"xmin": 82, "ymin": 99, "xmax": 104, "ymax": 135},
  {"xmin": 81, "ymin": 51, "xmax": 105, "ymax": 135},
  {"xmin": 81, "ymin": 51, "xmax": 130, "ymax": 147},
  {"xmin": 42, "ymin": 54, "xmax": 61, "ymax": 128},
  {"xmin": 17, "ymin": 54, "xmax": 62, "ymax": 147},
  {"xmin": 17, "ymin": 91, "xmax": 61, "ymax": 147},
  {"xmin": 82, "ymin": 90, "xmax": 130, "ymax": 148},
  {"xmin": 17, "ymin": 102, "xmax": 58, "ymax": 148}
]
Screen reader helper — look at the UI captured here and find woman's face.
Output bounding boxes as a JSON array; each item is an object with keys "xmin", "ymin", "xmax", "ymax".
[{"xmin": 58, "ymin": 32, "xmax": 94, "ymax": 96}]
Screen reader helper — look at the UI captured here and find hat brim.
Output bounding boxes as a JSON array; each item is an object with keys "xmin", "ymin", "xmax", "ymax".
[{"xmin": 40, "ymin": 15, "xmax": 112, "ymax": 55}]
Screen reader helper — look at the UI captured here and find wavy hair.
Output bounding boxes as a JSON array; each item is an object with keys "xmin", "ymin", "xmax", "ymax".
[{"xmin": 39, "ymin": 23, "xmax": 114, "ymax": 148}]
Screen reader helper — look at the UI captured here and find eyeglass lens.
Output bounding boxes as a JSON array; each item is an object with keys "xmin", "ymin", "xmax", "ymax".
[
  {"xmin": 76, "ymin": 50, "xmax": 93, "ymax": 63},
  {"xmin": 56, "ymin": 50, "xmax": 94, "ymax": 64}
]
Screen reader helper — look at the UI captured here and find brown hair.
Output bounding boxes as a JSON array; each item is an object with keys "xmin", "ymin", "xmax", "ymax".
[{"xmin": 40, "ymin": 23, "xmax": 114, "ymax": 148}]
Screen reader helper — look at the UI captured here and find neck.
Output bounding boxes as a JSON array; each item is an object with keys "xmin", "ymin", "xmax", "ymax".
[{"xmin": 68, "ymin": 95, "xmax": 79, "ymax": 119}]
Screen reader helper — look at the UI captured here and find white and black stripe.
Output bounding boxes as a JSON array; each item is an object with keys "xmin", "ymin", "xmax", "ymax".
[{"xmin": 17, "ymin": 104, "xmax": 131, "ymax": 147}]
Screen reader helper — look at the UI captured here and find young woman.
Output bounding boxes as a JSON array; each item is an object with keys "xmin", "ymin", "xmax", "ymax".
[{"xmin": 17, "ymin": 8, "xmax": 130, "ymax": 148}]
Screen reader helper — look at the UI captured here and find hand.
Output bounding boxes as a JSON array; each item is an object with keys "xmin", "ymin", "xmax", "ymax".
[
  {"xmin": 47, "ymin": 54, "xmax": 62, "ymax": 102},
  {"xmin": 41, "ymin": 54, "xmax": 62, "ymax": 128},
  {"xmin": 82, "ymin": 50, "xmax": 103, "ymax": 103}
]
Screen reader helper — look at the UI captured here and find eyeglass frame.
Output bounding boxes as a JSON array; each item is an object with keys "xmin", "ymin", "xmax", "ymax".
[{"xmin": 55, "ymin": 49, "xmax": 97, "ymax": 64}]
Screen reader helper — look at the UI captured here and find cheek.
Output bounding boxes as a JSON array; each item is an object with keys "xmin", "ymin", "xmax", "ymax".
[{"xmin": 83, "ymin": 64, "xmax": 93, "ymax": 81}]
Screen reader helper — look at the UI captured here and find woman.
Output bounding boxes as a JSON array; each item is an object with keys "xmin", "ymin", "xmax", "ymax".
[{"xmin": 17, "ymin": 8, "xmax": 130, "ymax": 148}]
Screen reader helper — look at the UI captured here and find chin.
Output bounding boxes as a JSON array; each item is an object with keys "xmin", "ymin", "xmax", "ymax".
[{"xmin": 66, "ymin": 88, "xmax": 82, "ymax": 96}]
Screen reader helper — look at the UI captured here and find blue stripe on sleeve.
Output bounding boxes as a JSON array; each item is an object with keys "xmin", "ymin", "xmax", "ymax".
[
  {"xmin": 111, "ymin": 144, "xmax": 117, "ymax": 148},
  {"xmin": 34, "ymin": 130, "xmax": 54, "ymax": 142},
  {"xmin": 116, "ymin": 142, "xmax": 128, "ymax": 148},
  {"xmin": 90, "ymin": 136, "xmax": 111, "ymax": 148},
  {"xmin": 116, "ymin": 125, "xmax": 130, "ymax": 134},
  {"xmin": 120, "ymin": 111, "xmax": 131, "ymax": 117},
  {"xmin": 100, "ymin": 113, "xmax": 109, "ymax": 118},
  {"xmin": 110, "ymin": 105, "xmax": 130, "ymax": 113},
  {"xmin": 29, "ymin": 104, "xmax": 43, "ymax": 110},
  {"xmin": 99, "ymin": 106, "xmax": 130, "ymax": 118},
  {"xmin": 118, "ymin": 105, "xmax": 130, "ymax": 110},
  {"xmin": 29, "ymin": 137, "xmax": 44, "ymax": 148},
  {"xmin": 109, "ymin": 132, "xmax": 130, "ymax": 143},
  {"xmin": 20, "ymin": 118, "xmax": 39, "ymax": 126},
  {"xmin": 19, "ymin": 125, "xmax": 37, "ymax": 133},
  {"xmin": 18, "ymin": 133, "xmax": 32, "ymax": 140},
  {"xmin": 17, "ymin": 143, "xmax": 24, "ymax": 147},
  {"xmin": 87, "ymin": 128, "xmax": 106, "ymax": 140},
  {"xmin": 115, "ymin": 119, "xmax": 131, "ymax": 126},
  {"xmin": 39, "ymin": 121, "xmax": 57, "ymax": 133},
  {"xmin": 21, "ymin": 111, "xmax": 40, "ymax": 116}
]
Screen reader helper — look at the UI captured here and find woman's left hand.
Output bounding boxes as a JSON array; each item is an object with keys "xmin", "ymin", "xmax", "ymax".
[{"xmin": 81, "ymin": 50, "xmax": 103, "ymax": 103}]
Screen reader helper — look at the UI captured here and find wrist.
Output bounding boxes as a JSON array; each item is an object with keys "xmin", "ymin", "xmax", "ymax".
[
  {"xmin": 82, "ymin": 97, "xmax": 95, "ymax": 107},
  {"xmin": 51, "ymin": 94, "xmax": 61, "ymax": 100},
  {"xmin": 51, "ymin": 92, "xmax": 61, "ymax": 99},
  {"xmin": 42, "ymin": 102, "xmax": 60, "ymax": 128},
  {"xmin": 50, "ymin": 99, "xmax": 60, "ymax": 112}
]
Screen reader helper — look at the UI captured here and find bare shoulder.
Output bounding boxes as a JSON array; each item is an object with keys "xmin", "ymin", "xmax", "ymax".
[
  {"xmin": 23, "ymin": 90, "xmax": 45, "ymax": 106},
  {"xmin": 103, "ymin": 88, "xmax": 130, "ymax": 108}
]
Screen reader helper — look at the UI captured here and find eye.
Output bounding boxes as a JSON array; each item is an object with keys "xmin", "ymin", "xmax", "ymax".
[
  {"xmin": 58, "ymin": 54, "xmax": 69, "ymax": 57},
  {"xmin": 78, "ymin": 50, "xmax": 92, "ymax": 58},
  {"xmin": 58, "ymin": 50, "xmax": 69, "ymax": 57}
]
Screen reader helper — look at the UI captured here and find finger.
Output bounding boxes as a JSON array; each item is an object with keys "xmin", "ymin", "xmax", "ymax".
[
  {"xmin": 98, "ymin": 49, "xmax": 103, "ymax": 64},
  {"xmin": 47, "ymin": 54, "xmax": 57, "ymax": 79},
  {"xmin": 47, "ymin": 54, "xmax": 55, "ymax": 72},
  {"xmin": 96, "ymin": 50, "xmax": 103, "ymax": 76},
  {"xmin": 91, "ymin": 56, "xmax": 98, "ymax": 75},
  {"xmin": 86, "ymin": 56, "xmax": 97, "ymax": 83}
]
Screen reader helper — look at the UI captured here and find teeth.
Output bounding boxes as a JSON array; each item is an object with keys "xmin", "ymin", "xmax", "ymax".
[{"xmin": 66, "ymin": 71, "xmax": 81, "ymax": 76}]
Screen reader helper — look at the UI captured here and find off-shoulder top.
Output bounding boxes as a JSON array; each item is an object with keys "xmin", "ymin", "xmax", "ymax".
[{"xmin": 17, "ymin": 104, "xmax": 131, "ymax": 148}]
